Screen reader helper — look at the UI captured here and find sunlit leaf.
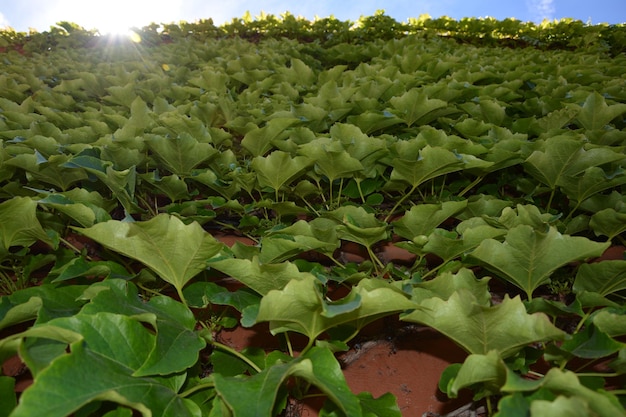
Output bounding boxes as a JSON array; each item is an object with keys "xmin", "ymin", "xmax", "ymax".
[
  {"xmin": 257, "ymin": 275, "xmax": 415, "ymax": 342},
  {"xmin": 251, "ymin": 151, "xmax": 312, "ymax": 194},
  {"xmin": 469, "ymin": 225, "xmax": 609, "ymax": 298},
  {"xmin": 402, "ymin": 290, "xmax": 565, "ymax": 357},
  {"xmin": 74, "ymin": 214, "xmax": 224, "ymax": 296}
]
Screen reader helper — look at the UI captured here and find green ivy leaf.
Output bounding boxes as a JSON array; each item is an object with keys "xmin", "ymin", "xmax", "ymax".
[
  {"xmin": 9, "ymin": 316, "xmax": 199, "ymax": 417},
  {"xmin": 0, "ymin": 197, "xmax": 54, "ymax": 258},
  {"xmin": 257, "ymin": 275, "xmax": 415, "ymax": 342},
  {"xmin": 389, "ymin": 89, "xmax": 448, "ymax": 127},
  {"xmin": 402, "ymin": 290, "xmax": 565, "ymax": 357},
  {"xmin": 74, "ymin": 214, "xmax": 224, "ymax": 299},
  {"xmin": 574, "ymin": 261, "xmax": 626, "ymax": 297},
  {"xmin": 325, "ymin": 206, "xmax": 388, "ymax": 248},
  {"xmin": 250, "ymin": 151, "xmax": 312, "ymax": 195},
  {"xmin": 215, "ymin": 347, "xmax": 363, "ymax": 417},
  {"xmin": 540, "ymin": 368, "xmax": 626, "ymax": 417},
  {"xmin": 589, "ymin": 208, "xmax": 626, "ymax": 240},
  {"xmin": 146, "ymin": 133, "xmax": 218, "ymax": 176},
  {"xmin": 260, "ymin": 219, "xmax": 340, "ymax": 263},
  {"xmin": 574, "ymin": 91, "xmax": 626, "ymax": 130},
  {"xmin": 449, "ymin": 350, "xmax": 507, "ymax": 398},
  {"xmin": 524, "ymin": 136, "xmax": 625, "ymax": 190},
  {"xmin": 469, "ymin": 225, "xmax": 609, "ymax": 298},
  {"xmin": 389, "ymin": 145, "xmax": 464, "ymax": 189},
  {"xmin": 392, "ymin": 200, "xmax": 468, "ymax": 240},
  {"xmin": 80, "ymin": 279, "xmax": 206, "ymax": 376},
  {"xmin": 241, "ymin": 118, "xmax": 299, "ymax": 157},
  {"xmin": 208, "ymin": 256, "xmax": 313, "ymax": 295},
  {"xmin": 411, "ymin": 268, "xmax": 491, "ymax": 305},
  {"xmin": 530, "ymin": 396, "xmax": 593, "ymax": 417}
]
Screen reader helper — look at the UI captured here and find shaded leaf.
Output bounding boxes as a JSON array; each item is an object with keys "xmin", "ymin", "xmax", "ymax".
[
  {"xmin": 146, "ymin": 133, "xmax": 218, "ymax": 176},
  {"xmin": 214, "ymin": 347, "xmax": 362, "ymax": 417},
  {"xmin": 574, "ymin": 92, "xmax": 626, "ymax": 130},
  {"xmin": 10, "ymin": 327, "xmax": 199, "ymax": 417},
  {"xmin": 0, "ymin": 197, "xmax": 53, "ymax": 258},
  {"xmin": 80, "ymin": 279, "xmax": 206, "ymax": 376},
  {"xmin": 573, "ymin": 260, "xmax": 626, "ymax": 297}
]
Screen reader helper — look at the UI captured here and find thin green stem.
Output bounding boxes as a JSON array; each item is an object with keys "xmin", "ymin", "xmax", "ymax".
[
  {"xmin": 179, "ymin": 381, "xmax": 216, "ymax": 398},
  {"xmin": 59, "ymin": 237, "xmax": 93, "ymax": 260},
  {"xmin": 458, "ymin": 175, "xmax": 484, "ymax": 198},
  {"xmin": 176, "ymin": 287, "xmax": 189, "ymax": 308},
  {"xmin": 546, "ymin": 188, "xmax": 556, "ymax": 212},
  {"xmin": 356, "ymin": 179, "xmax": 366, "ymax": 204},
  {"xmin": 285, "ymin": 333, "xmax": 295, "ymax": 357},
  {"xmin": 335, "ymin": 178, "xmax": 344, "ymax": 208},
  {"xmin": 137, "ymin": 282, "xmax": 165, "ymax": 298},
  {"xmin": 366, "ymin": 246, "xmax": 385, "ymax": 272},
  {"xmin": 384, "ymin": 184, "xmax": 417, "ymax": 223},
  {"xmin": 211, "ymin": 340, "xmax": 262, "ymax": 373}
]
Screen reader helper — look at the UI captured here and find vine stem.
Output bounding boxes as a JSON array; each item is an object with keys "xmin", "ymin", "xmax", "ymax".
[
  {"xmin": 179, "ymin": 380, "xmax": 216, "ymax": 398},
  {"xmin": 210, "ymin": 340, "xmax": 262, "ymax": 373},
  {"xmin": 384, "ymin": 184, "xmax": 418, "ymax": 223}
]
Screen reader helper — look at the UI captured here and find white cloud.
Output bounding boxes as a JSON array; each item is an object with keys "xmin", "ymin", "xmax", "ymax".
[
  {"xmin": 526, "ymin": 0, "xmax": 555, "ymax": 22},
  {"xmin": 0, "ymin": 11, "xmax": 11, "ymax": 28}
]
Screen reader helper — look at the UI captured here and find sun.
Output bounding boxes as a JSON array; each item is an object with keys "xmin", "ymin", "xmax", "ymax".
[{"xmin": 57, "ymin": 0, "xmax": 182, "ymax": 37}]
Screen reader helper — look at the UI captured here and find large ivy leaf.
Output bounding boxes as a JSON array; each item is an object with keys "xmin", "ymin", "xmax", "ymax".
[
  {"xmin": 573, "ymin": 260, "xmax": 626, "ymax": 297},
  {"xmin": 419, "ymin": 223, "xmax": 506, "ymax": 264},
  {"xmin": 241, "ymin": 118, "xmax": 299, "ymax": 157},
  {"xmin": 469, "ymin": 225, "xmax": 609, "ymax": 298},
  {"xmin": 539, "ymin": 368, "xmax": 626, "ymax": 417},
  {"xmin": 305, "ymin": 143, "xmax": 365, "ymax": 182},
  {"xmin": 524, "ymin": 136, "xmax": 625, "ymax": 190},
  {"xmin": 250, "ymin": 151, "xmax": 312, "ymax": 195},
  {"xmin": 5, "ymin": 153, "xmax": 88, "ymax": 191},
  {"xmin": 74, "ymin": 214, "xmax": 224, "ymax": 298},
  {"xmin": 392, "ymin": 200, "xmax": 468, "ymax": 240},
  {"xmin": 256, "ymin": 275, "xmax": 416, "ymax": 342},
  {"xmin": 573, "ymin": 91, "xmax": 626, "ymax": 131},
  {"xmin": 146, "ymin": 133, "xmax": 218, "ymax": 176},
  {"xmin": 325, "ymin": 206, "xmax": 388, "ymax": 248},
  {"xmin": 0, "ymin": 284, "xmax": 86, "ymax": 331},
  {"xmin": 80, "ymin": 279, "xmax": 206, "ymax": 376},
  {"xmin": 389, "ymin": 89, "xmax": 448, "ymax": 126},
  {"xmin": 389, "ymin": 145, "xmax": 465, "ymax": 189},
  {"xmin": 410, "ymin": 268, "xmax": 491, "ymax": 305},
  {"xmin": 260, "ymin": 219, "xmax": 340, "ymax": 263},
  {"xmin": 0, "ymin": 197, "xmax": 53, "ymax": 259},
  {"xmin": 208, "ymin": 256, "xmax": 313, "ymax": 295},
  {"xmin": 448, "ymin": 350, "xmax": 506, "ymax": 398},
  {"xmin": 560, "ymin": 166, "xmax": 626, "ymax": 207},
  {"xmin": 589, "ymin": 208, "xmax": 626, "ymax": 240},
  {"xmin": 63, "ymin": 155, "xmax": 141, "ymax": 214},
  {"xmin": 9, "ymin": 314, "xmax": 199, "ymax": 417},
  {"xmin": 402, "ymin": 290, "xmax": 565, "ymax": 357},
  {"xmin": 214, "ymin": 347, "xmax": 363, "ymax": 417}
]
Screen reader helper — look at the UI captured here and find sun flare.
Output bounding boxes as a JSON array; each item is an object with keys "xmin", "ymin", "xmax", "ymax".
[{"xmin": 54, "ymin": 0, "xmax": 182, "ymax": 37}]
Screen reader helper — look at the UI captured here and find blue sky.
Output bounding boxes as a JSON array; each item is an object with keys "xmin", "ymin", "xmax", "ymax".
[{"xmin": 0, "ymin": 0, "xmax": 624, "ymax": 34}]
